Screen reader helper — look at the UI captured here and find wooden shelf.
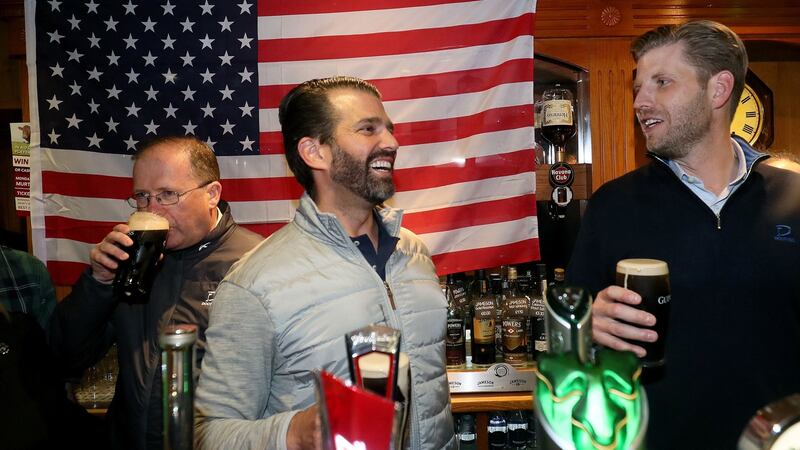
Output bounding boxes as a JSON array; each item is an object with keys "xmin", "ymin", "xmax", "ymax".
[{"xmin": 451, "ymin": 391, "xmax": 533, "ymax": 413}]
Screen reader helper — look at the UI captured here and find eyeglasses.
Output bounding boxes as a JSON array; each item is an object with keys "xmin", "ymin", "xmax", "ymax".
[{"xmin": 126, "ymin": 181, "xmax": 212, "ymax": 209}]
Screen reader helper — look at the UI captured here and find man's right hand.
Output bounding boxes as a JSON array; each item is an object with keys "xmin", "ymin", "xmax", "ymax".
[
  {"xmin": 286, "ymin": 404, "xmax": 322, "ymax": 450},
  {"xmin": 90, "ymin": 224, "xmax": 133, "ymax": 284},
  {"xmin": 592, "ymin": 285, "xmax": 658, "ymax": 358}
]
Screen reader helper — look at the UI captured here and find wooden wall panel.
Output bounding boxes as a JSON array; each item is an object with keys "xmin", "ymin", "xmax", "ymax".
[{"xmin": 750, "ymin": 61, "xmax": 800, "ymax": 157}]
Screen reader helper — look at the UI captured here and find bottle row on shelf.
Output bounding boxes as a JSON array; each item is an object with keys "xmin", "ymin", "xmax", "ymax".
[{"xmin": 456, "ymin": 410, "xmax": 539, "ymax": 450}]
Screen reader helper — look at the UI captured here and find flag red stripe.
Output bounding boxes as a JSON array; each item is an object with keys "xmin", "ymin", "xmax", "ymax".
[
  {"xmin": 44, "ymin": 216, "xmax": 117, "ymax": 243},
  {"xmin": 432, "ymin": 238, "xmax": 540, "ymax": 276},
  {"xmin": 42, "ymin": 171, "xmax": 132, "ymax": 199},
  {"xmin": 258, "ymin": 14, "xmax": 533, "ymax": 62},
  {"xmin": 47, "ymin": 260, "xmax": 88, "ymax": 286},
  {"xmin": 240, "ymin": 222, "xmax": 286, "ymax": 237},
  {"xmin": 402, "ymin": 194, "xmax": 536, "ymax": 234},
  {"xmin": 259, "ymin": 0, "xmax": 473, "ymax": 16},
  {"xmin": 260, "ymin": 104, "xmax": 534, "ymax": 155},
  {"xmin": 259, "ymin": 58, "xmax": 535, "ymax": 108},
  {"xmin": 221, "ymin": 177, "xmax": 304, "ymax": 202},
  {"xmin": 394, "ymin": 149, "xmax": 534, "ymax": 191}
]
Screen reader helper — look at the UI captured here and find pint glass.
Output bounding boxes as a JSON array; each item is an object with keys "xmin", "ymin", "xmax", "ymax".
[
  {"xmin": 615, "ymin": 258, "xmax": 671, "ymax": 367},
  {"xmin": 113, "ymin": 211, "xmax": 169, "ymax": 303}
]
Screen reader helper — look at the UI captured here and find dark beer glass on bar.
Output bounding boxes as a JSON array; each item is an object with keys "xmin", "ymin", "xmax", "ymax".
[
  {"xmin": 113, "ymin": 211, "xmax": 169, "ymax": 303},
  {"xmin": 615, "ymin": 258, "xmax": 671, "ymax": 367}
]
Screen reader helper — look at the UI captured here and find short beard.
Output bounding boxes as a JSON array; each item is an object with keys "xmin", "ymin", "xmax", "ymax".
[
  {"xmin": 329, "ymin": 139, "xmax": 395, "ymax": 204},
  {"xmin": 647, "ymin": 88, "xmax": 711, "ymax": 160}
]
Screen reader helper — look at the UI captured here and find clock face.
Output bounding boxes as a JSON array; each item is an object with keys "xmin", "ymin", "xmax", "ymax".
[{"xmin": 730, "ymin": 83, "xmax": 764, "ymax": 145}]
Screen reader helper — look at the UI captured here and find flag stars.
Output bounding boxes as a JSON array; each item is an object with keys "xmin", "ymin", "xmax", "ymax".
[
  {"xmin": 105, "ymin": 16, "xmax": 118, "ymax": 31},
  {"xmin": 218, "ymin": 17, "xmax": 233, "ymax": 31},
  {"xmin": 205, "ymin": 137, "xmax": 216, "ymax": 150},
  {"xmin": 144, "ymin": 86, "xmax": 159, "ymax": 101},
  {"xmin": 180, "ymin": 51, "xmax": 195, "ymax": 66},
  {"xmin": 123, "ymin": 0, "xmax": 137, "ymax": 15},
  {"xmin": 48, "ymin": 0, "xmax": 61, "ymax": 11},
  {"xmin": 66, "ymin": 49, "xmax": 83, "ymax": 62},
  {"xmin": 125, "ymin": 68, "xmax": 140, "ymax": 84},
  {"xmin": 162, "ymin": 69, "xmax": 177, "ymax": 84},
  {"xmin": 199, "ymin": 68, "xmax": 214, "ymax": 84},
  {"xmin": 66, "ymin": 113, "xmax": 82, "ymax": 129},
  {"xmin": 107, "ymin": 51, "xmax": 120, "ymax": 66},
  {"xmin": 124, "ymin": 135, "xmax": 138, "ymax": 151},
  {"xmin": 199, "ymin": 34, "xmax": 214, "ymax": 49},
  {"xmin": 180, "ymin": 18, "xmax": 195, "ymax": 33},
  {"xmin": 88, "ymin": 98, "xmax": 100, "ymax": 113},
  {"xmin": 238, "ymin": 67, "xmax": 253, "ymax": 83},
  {"xmin": 125, "ymin": 102, "xmax": 141, "ymax": 117},
  {"xmin": 182, "ymin": 121, "xmax": 197, "ymax": 135},
  {"xmin": 87, "ymin": 133, "xmax": 103, "ymax": 148},
  {"xmin": 46, "ymin": 95, "xmax": 62, "ymax": 110},
  {"xmin": 143, "ymin": 51, "xmax": 157, "ymax": 66},
  {"xmin": 86, "ymin": 0, "xmax": 99, "ymax": 14},
  {"xmin": 239, "ymin": 101, "xmax": 254, "ymax": 117},
  {"xmin": 142, "ymin": 17, "xmax": 157, "ymax": 32},
  {"xmin": 200, "ymin": 0, "xmax": 214, "ymax": 15},
  {"xmin": 238, "ymin": 0, "xmax": 252, "ymax": 14},
  {"xmin": 219, "ymin": 85, "xmax": 234, "ymax": 100},
  {"xmin": 48, "ymin": 129, "xmax": 60, "ymax": 144},
  {"xmin": 106, "ymin": 84, "xmax": 122, "ymax": 99},
  {"xmin": 69, "ymin": 81, "xmax": 82, "ymax": 95},
  {"xmin": 218, "ymin": 51, "xmax": 233, "ymax": 66},
  {"xmin": 163, "ymin": 103, "xmax": 178, "ymax": 118},
  {"xmin": 48, "ymin": 29, "xmax": 64, "ymax": 44},
  {"xmin": 201, "ymin": 102, "xmax": 215, "ymax": 118},
  {"xmin": 161, "ymin": 0, "xmax": 175, "ymax": 15},
  {"xmin": 124, "ymin": 33, "xmax": 138, "ymax": 49},
  {"xmin": 239, "ymin": 136, "xmax": 255, "ymax": 152},
  {"xmin": 238, "ymin": 33, "xmax": 252, "ymax": 49},
  {"xmin": 50, "ymin": 63, "xmax": 65, "ymax": 77},
  {"xmin": 87, "ymin": 67, "xmax": 103, "ymax": 81},
  {"xmin": 144, "ymin": 120, "xmax": 160, "ymax": 135},
  {"xmin": 181, "ymin": 85, "xmax": 196, "ymax": 101},
  {"xmin": 67, "ymin": 15, "xmax": 81, "ymax": 30},
  {"xmin": 106, "ymin": 117, "xmax": 119, "ymax": 133},
  {"xmin": 161, "ymin": 34, "xmax": 176, "ymax": 50},
  {"xmin": 88, "ymin": 33, "xmax": 101, "ymax": 48},
  {"xmin": 220, "ymin": 120, "xmax": 235, "ymax": 135}
]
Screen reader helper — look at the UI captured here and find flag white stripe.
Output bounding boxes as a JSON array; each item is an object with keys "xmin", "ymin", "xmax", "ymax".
[
  {"xmin": 38, "ymin": 148, "xmax": 292, "ymax": 179},
  {"xmin": 419, "ymin": 216, "xmax": 538, "ymax": 255},
  {"xmin": 260, "ymin": 81, "xmax": 533, "ymax": 132},
  {"xmin": 395, "ymin": 127, "xmax": 534, "ymax": 170},
  {"xmin": 45, "ymin": 238, "xmax": 95, "ymax": 264},
  {"xmin": 258, "ymin": 0, "xmax": 532, "ymax": 40},
  {"xmin": 387, "ymin": 172, "xmax": 536, "ymax": 212},
  {"xmin": 257, "ymin": 36, "xmax": 533, "ymax": 86}
]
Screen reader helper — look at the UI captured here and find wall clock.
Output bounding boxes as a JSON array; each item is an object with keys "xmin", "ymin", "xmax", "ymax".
[{"xmin": 730, "ymin": 69, "xmax": 774, "ymax": 150}]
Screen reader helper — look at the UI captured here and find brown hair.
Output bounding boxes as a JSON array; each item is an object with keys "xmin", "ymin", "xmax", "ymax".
[
  {"xmin": 278, "ymin": 76, "xmax": 381, "ymax": 196},
  {"xmin": 134, "ymin": 136, "xmax": 220, "ymax": 183},
  {"xmin": 631, "ymin": 20, "xmax": 748, "ymax": 121}
]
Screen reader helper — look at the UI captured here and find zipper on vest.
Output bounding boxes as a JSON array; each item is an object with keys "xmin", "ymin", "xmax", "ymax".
[
  {"xmin": 716, "ymin": 214, "xmax": 722, "ymax": 230},
  {"xmin": 384, "ymin": 281, "xmax": 396, "ymax": 310}
]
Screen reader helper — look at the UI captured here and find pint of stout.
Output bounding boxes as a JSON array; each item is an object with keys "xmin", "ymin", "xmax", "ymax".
[
  {"xmin": 113, "ymin": 211, "xmax": 169, "ymax": 303},
  {"xmin": 615, "ymin": 258, "xmax": 671, "ymax": 367}
]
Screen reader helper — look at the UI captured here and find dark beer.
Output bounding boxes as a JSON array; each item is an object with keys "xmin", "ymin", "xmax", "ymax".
[
  {"xmin": 615, "ymin": 259, "xmax": 671, "ymax": 367},
  {"xmin": 113, "ymin": 211, "xmax": 169, "ymax": 303}
]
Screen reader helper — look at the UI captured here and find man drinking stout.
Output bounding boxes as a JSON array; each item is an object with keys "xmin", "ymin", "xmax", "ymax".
[
  {"xmin": 49, "ymin": 136, "xmax": 262, "ymax": 450},
  {"xmin": 566, "ymin": 21, "xmax": 800, "ymax": 449},
  {"xmin": 113, "ymin": 211, "xmax": 170, "ymax": 302}
]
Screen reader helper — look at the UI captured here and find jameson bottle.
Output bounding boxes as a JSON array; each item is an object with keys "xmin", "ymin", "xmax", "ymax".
[
  {"xmin": 444, "ymin": 282, "xmax": 466, "ymax": 368},
  {"xmin": 471, "ymin": 273, "xmax": 496, "ymax": 366},
  {"xmin": 502, "ymin": 267, "xmax": 529, "ymax": 366},
  {"xmin": 491, "ymin": 273, "xmax": 504, "ymax": 358},
  {"xmin": 488, "ymin": 411, "xmax": 508, "ymax": 449},
  {"xmin": 457, "ymin": 414, "xmax": 477, "ymax": 450},
  {"xmin": 507, "ymin": 410, "xmax": 529, "ymax": 450},
  {"xmin": 530, "ymin": 264, "xmax": 549, "ymax": 358}
]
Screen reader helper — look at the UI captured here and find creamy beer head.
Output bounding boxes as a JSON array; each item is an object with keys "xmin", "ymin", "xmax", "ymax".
[
  {"xmin": 357, "ymin": 352, "xmax": 409, "ymax": 401},
  {"xmin": 616, "ymin": 258, "xmax": 668, "ymax": 277},
  {"xmin": 127, "ymin": 211, "xmax": 169, "ymax": 231}
]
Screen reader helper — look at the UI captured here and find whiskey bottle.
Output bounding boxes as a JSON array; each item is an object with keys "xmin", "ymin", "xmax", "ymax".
[
  {"xmin": 471, "ymin": 273, "xmax": 496, "ymax": 366},
  {"xmin": 502, "ymin": 267, "xmax": 529, "ymax": 366},
  {"xmin": 444, "ymin": 282, "xmax": 466, "ymax": 368}
]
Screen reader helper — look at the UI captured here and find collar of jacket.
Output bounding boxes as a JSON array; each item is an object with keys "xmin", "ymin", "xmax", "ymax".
[
  {"xmin": 164, "ymin": 199, "xmax": 236, "ymax": 260},
  {"xmin": 293, "ymin": 192, "xmax": 404, "ymax": 249},
  {"xmin": 648, "ymin": 135, "xmax": 769, "ymax": 181}
]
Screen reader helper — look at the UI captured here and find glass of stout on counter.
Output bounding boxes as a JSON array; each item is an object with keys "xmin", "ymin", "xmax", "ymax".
[{"xmin": 113, "ymin": 211, "xmax": 169, "ymax": 303}]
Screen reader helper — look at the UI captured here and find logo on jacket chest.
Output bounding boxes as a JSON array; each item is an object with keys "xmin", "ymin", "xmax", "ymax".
[
  {"xmin": 201, "ymin": 290, "xmax": 216, "ymax": 308},
  {"xmin": 774, "ymin": 225, "xmax": 796, "ymax": 244}
]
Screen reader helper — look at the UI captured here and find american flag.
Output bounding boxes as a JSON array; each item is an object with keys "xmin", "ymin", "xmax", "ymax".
[{"xmin": 26, "ymin": 0, "xmax": 539, "ymax": 286}]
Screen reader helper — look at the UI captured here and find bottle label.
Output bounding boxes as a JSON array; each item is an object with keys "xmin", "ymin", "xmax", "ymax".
[
  {"xmin": 488, "ymin": 426, "xmax": 508, "ymax": 433},
  {"xmin": 452, "ymin": 284, "xmax": 469, "ymax": 310},
  {"xmin": 505, "ymin": 297, "xmax": 529, "ymax": 317},
  {"xmin": 543, "ymin": 100, "xmax": 573, "ymax": 126},
  {"xmin": 508, "ymin": 423, "xmax": 528, "ymax": 431},
  {"xmin": 472, "ymin": 317, "xmax": 495, "ymax": 343},
  {"xmin": 446, "ymin": 319, "xmax": 465, "ymax": 344},
  {"xmin": 459, "ymin": 433, "xmax": 476, "ymax": 441},
  {"xmin": 474, "ymin": 298, "xmax": 495, "ymax": 318}
]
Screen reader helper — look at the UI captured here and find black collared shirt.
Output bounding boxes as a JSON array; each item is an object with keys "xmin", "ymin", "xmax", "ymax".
[{"xmin": 351, "ymin": 218, "xmax": 399, "ymax": 281}]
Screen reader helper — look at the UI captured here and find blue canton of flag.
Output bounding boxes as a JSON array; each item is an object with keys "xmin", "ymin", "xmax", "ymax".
[{"xmin": 36, "ymin": 0, "xmax": 259, "ymax": 155}]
